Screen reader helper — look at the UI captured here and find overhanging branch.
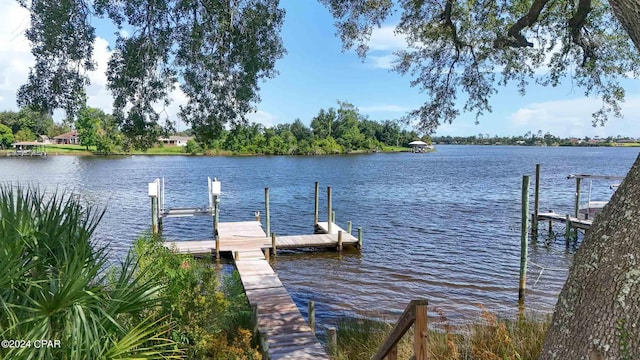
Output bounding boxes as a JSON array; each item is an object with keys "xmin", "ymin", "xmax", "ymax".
[
  {"xmin": 494, "ymin": 0, "xmax": 552, "ymax": 48},
  {"xmin": 568, "ymin": 0, "xmax": 596, "ymax": 66}
]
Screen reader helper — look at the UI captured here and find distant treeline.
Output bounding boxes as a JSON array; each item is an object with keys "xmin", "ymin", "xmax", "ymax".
[
  {"xmin": 432, "ymin": 131, "xmax": 638, "ymax": 146},
  {"xmin": 188, "ymin": 102, "xmax": 428, "ymax": 155},
  {"xmin": 0, "ymin": 102, "xmax": 427, "ymax": 154}
]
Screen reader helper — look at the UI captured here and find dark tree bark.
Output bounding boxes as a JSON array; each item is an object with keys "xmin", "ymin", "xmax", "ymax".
[
  {"xmin": 541, "ymin": 154, "xmax": 640, "ymax": 359},
  {"xmin": 609, "ymin": 0, "xmax": 640, "ymax": 51}
]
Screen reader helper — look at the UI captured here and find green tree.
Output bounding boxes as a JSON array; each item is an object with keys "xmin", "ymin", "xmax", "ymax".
[
  {"xmin": 19, "ymin": 1, "xmax": 285, "ymax": 151},
  {"xmin": 0, "ymin": 124, "xmax": 14, "ymax": 149},
  {"xmin": 14, "ymin": 128, "xmax": 35, "ymax": 142},
  {"xmin": 321, "ymin": 1, "xmax": 640, "ymax": 358},
  {"xmin": 76, "ymin": 106, "xmax": 102, "ymax": 150},
  {"xmin": 310, "ymin": 108, "xmax": 337, "ymax": 139},
  {"xmin": 333, "ymin": 101, "xmax": 365, "ymax": 151},
  {"xmin": 0, "ymin": 186, "xmax": 181, "ymax": 359},
  {"xmin": 290, "ymin": 118, "xmax": 312, "ymax": 142}
]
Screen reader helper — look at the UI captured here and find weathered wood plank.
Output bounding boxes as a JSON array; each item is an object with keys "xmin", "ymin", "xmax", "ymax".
[
  {"xmin": 537, "ymin": 212, "xmax": 593, "ymax": 230},
  {"xmin": 165, "ymin": 220, "xmax": 330, "ymax": 359}
]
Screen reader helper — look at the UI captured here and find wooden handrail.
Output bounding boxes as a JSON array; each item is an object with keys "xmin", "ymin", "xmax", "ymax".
[{"xmin": 371, "ymin": 299, "xmax": 429, "ymax": 360}]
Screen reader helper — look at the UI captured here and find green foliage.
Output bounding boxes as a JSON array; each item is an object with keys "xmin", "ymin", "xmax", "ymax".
[
  {"xmin": 0, "ymin": 124, "xmax": 14, "ymax": 148},
  {"xmin": 185, "ymin": 139, "xmax": 201, "ymax": 155},
  {"xmin": 320, "ymin": 0, "xmax": 640, "ymax": 133},
  {"xmin": 14, "ymin": 128, "xmax": 35, "ymax": 142},
  {"xmin": 0, "ymin": 185, "xmax": 181, "ymax": 359},
  {"xmin": 76, "ymin": 106, "xmax": 122, "ymax": 153},
  {"xmin": 17, "ymin": 0, "xmax": 94, "ymax": 117},
  {"xmin": 333, "ymin": 310, "xmax": 549, "ymax": 360},
  {"xmin": 134, "ymin": 235, "xmax": 261, "ymax": 359}
]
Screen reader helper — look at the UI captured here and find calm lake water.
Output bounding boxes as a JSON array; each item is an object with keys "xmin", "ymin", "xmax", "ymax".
[{"xmin": 1, "ymin": 145, "xmax": 638, "ymax": 324}]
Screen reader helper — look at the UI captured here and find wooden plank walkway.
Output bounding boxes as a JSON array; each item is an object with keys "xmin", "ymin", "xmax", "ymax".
[
  {"xmin": 537, "ymin": 212, "xmax": 593, "ymax": 230},
  {"xmin": 164, "ymin": 221, "xmax": 338, "ymax": 359}
]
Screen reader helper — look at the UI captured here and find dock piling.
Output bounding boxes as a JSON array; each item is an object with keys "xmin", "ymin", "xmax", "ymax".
[
  {"xmin": 519, "ymin": 175, "xmax": 530, "ymax": 304},
  {"xmin": 314, "ymin": 182, "xmax": 319, "ymax": 226},
  {"xmin": 265, "ymin": 188, "xmax": 271, "ymax": 238},
  {"xmin": 150, "ymin": 196, "xmax": 157, "ymax": 235},
  {"xmin": 533, "ymin": 164, "xmax": 540, "ymax": 240},
  {"xmin": 357, "ymin": 227, "xmax": 363, "ymax": 250},
  {"xmin": 347, "ymin": 221, "xmax": 352, "ymax": 234},
  {"xmin": 565, "ymin": 215, "xmax": 571, "ymax": 246},
  {"xmin": 271, "ymin": 232, "xmax": 277, "ymax": 257},
  {"xmin": 264, "ymin": 247, "xmax": 270, "ymax": 262},
  {"xmin": 328, "ymin": 327, "xmax": 337, "ymax": 357},
  {"xmin": 337, "ymin": 231, "xmax": 343, "ymax": 252},
  {"xmin": 255, "ymin": 211, "xmax": 260, "ymax": 222},
  {"xmin": 327, "ymin": 186, "xmax": 332, "ymax": 234},
  {"xmin": 308, "ymin": 301, "xmax": 315, "ymax": 335},
  {"xmin": 574, "ymin": 177, "xmax": 582, "ymax": 218},
  {"xmin": 215, "ymin": 235, "xmax": 220, "ymax": 260}
]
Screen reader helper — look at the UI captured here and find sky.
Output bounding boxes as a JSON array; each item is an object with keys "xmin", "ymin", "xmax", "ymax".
[{"xmin": 1, "ymin": 0, "xmax": 640, "ymax": 138}]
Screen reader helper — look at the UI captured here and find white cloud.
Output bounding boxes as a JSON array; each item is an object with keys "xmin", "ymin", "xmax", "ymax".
[
  {"xmin": 369, "ymin": 54, "xmax": 395, "ymax": 69},
  {"xmin": 508, "ymin": 95, "xmax": 640, "ymax": 138},
  {"xmin": 247, "ymin": 110, "xmax": 276, "ymax": 128},
  {"xmin": 369, "ymin": 26, "xmax": 407, "ymax": 52},
  {"xmin": 360, "ymin": 104, "xmax": 408, "ymax": 113}
]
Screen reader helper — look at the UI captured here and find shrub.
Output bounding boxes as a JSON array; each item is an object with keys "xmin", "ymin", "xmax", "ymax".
[
  {"xmin": 134, "ymin": 235, "xmax": 261, "ymax": 359},
  {"xmin": 0, "ymin": 185, "xmax": 181, "ymax": 359}
]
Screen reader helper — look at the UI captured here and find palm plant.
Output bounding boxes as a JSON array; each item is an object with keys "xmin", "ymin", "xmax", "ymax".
[{"xmin": 0, "ymin": 185, "xmax": 183, "ymax": 359}]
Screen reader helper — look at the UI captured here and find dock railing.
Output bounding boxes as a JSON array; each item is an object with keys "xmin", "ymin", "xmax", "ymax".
[{"xmin": 372, "ymin": 299, "xmax": 429, "ymax": 360}]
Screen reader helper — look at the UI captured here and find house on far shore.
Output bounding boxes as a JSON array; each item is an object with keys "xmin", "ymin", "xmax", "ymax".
[
  {"xmin": 408, "ymin": 140, "xmax": 434, "ymax": 153},
  {"xmin": 158, "ymin": 136, "xmax": 193, "ymax": 147},
  {"xmin": 39, "ymin": 135, "xmax": 52, "ymax": 144},
  {"xmin": 53, "ymin": 130, "xmax": 79, "ymax": 145}
]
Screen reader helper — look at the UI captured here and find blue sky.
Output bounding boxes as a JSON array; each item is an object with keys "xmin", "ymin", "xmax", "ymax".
[{"xmin": 1, "ymin": 0, "xmax": 639, "ymax": 138}]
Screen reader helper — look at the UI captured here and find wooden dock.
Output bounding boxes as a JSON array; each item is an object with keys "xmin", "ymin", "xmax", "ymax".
[
  {"xmin": 537, "ymin": 212, "xmax": 593, "ymax": 230},
  {"xmin": 164, "ymin": 220, "xmax": 359, "ymax": 359},
  {"xmin": 152, "ymin": 179, "xmax": 363, "ymax": 359}
]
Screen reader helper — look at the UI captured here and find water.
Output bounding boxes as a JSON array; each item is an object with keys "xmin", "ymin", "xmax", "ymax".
[{"xmin": 1, "ymin": 145, "xmax": 637, "ymax": 324}]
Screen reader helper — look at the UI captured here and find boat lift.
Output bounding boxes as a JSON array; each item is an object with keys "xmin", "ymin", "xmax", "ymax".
[
  {"xmin": 567, "ymin": 174, "xmax": 624, "ymax": 220},
  {"xmin": 148, "ymin": 177, "xmax": 222, "ymax": 235}
]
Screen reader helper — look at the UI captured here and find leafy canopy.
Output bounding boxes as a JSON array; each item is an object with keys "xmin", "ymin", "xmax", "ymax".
[
  {"xmin": 320, "ymin": 0, "xmax": 640, "ymax": 133},
  {"xmin": 18, "ymin": 0, "xmax": 286, "ymax": 150}
]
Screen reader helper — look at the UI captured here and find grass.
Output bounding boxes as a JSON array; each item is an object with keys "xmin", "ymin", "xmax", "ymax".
[
  {"xmin": 381, "ymin": 146, "xmax": 412, "ymax": 152},
  {"xmin": 333, "ymin": 310, "xmax": 550, "ymax": 360}
]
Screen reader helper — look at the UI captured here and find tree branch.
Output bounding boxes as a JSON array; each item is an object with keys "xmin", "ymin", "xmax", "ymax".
[
  {"xmin": 568, "ymin": 0, "xmax": 596, "ymax": 66},
  {"xmin": 494, "ymin": 0, "xmax": 552, "ymax": 48}
]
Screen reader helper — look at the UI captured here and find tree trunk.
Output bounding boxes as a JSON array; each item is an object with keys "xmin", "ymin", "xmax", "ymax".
[
  {"xmin": 609, "ymin": 0, "xmax": 640, "ymax": 51},
  {"xmin": 540, "ymin": 154, "xmax": 640, "ymax": 359}
]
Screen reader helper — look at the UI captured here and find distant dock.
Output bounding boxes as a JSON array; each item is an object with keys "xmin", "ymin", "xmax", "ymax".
[{"xmin": 151, "ymin": 178, "xmax": 362, "ymax": 359}]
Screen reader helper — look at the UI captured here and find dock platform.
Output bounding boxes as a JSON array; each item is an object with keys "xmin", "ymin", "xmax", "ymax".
[
  {"xmin": 537, "ymin": 212, "xmax": 593, "ymax": 230},
  {"xmin": 164, "ymin": 220, "xmax": 356, "ymax": 359}
]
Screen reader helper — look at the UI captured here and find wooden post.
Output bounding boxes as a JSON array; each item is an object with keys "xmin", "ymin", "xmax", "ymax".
[
  {"xmin": 357, "ymin": 227, "xmax": 363, "ymax": 250},
  {"xmin": 347, "ymin": 221, "xmax": 352, "ymax": 234},
  {"xmin": 519, "ymin": 175, "xmax": 530, "ymax": 304},
  {"xmin": 533, "ymin": 164, "xmax": 540, "ymax": 240},
  {"xmin": 327, "ymin": 186, "xmax": 332, "ymax": 234},
  {"xmin": 151, "ymin": 196, "xmax": 157, "ymax": 235},
  {"xmin": 565, "ymin": 215, "xmax": 571, "ymax": 246},
  {"xmin": 264, "ymin": 248, "xmax": 270, "ymax": 262},
  {"xmin": 314, "ymin": 181, "xmax": 319, "ymax": 226},
  {"xmin": 251, "ymin": 304, "xmax": 259, "ymax": 337},
  {"xmin": 265, "ymin": 188, "xmax": 271, "ymax": 238},
  {"xmin": 332, "ymin": 211, "xmax": 336, "ymax": 224},
  {"xmin": 574, "ymin": 177, "xmax": 582, "ymax": 218},
  {"xmin": 308, "ymin": 300, "xmax": 315, "ymax": 335},
  {"xmin": 414, "ymin": 303, "xmax": 428, "ymax": 360},
  {"xmin": 271, "ymin": 232, "xmax": 277, "ymax": 257},
  {"xmin": 388, "ymin": 346, "xmax": 398, "ymax": 360},
  {"xmin": 255, "ymin": 211, "xmax": 260, "ymax": 222},
  {"xmin": 328, "ymin": 327, "xmax": 337, "ymax": 357},
  {"xmin": 259, "ymin": 327, "xmax": 269, "ymax": 359},
  {"xmin": 213, "ymin": 195, "xmax": 219, "ymax": 238},
  {"xmin": 337, "ymin": 230, "xmax": 343, "ymax": 252},
  {"xmin": 549, "ymin": 220, "xmax": 553, "ymax": 235},
  {"xmin": 234, "ymin": 251, "xmax": 239, "ymax": 261},
  {"xmin": 215, "ymin": 235, "xmax": 220, "ymax": 260}
]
